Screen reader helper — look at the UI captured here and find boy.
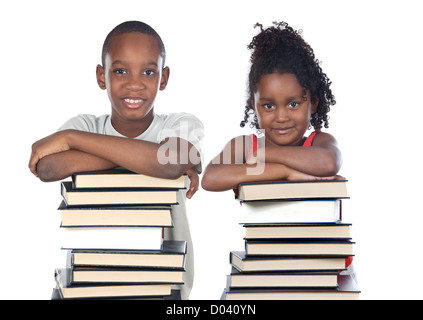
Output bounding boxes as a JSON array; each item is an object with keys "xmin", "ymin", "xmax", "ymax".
[{"xmin": 29, "ymin": 21, "xmax": 204, "ymax": 300}]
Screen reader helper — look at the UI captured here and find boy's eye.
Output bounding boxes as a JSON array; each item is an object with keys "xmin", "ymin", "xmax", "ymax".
[
  {"xmin": 144, "ymin": 69, "xmax": 156, "ymax": 76},
  {"xmin": 114, "ymin": 69, "xmax": 127, "ymax": 75}
]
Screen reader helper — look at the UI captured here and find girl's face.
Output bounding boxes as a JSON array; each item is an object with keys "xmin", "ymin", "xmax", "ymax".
[{"xmin": 254, "ymin": 72, "xmax": 317, "ymax": 146}]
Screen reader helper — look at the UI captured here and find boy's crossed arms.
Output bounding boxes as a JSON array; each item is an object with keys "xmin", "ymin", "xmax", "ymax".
[{"xmin": 29, "ymin": 129, "xmax": 200, "ymax": 199}]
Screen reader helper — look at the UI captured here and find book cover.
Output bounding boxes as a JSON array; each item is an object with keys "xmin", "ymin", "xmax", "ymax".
[
  {"xmin": 58, "ymin": 201, "xmax": 173, "ymax": 227},
  {"xmin": 60, "ymin": 226, "xmax": 164, "ymax": 251},
  {"xmin": 237, "ymin": 179, "xmax": 349, "ymax": 202},
  {"xmin": 222, "ymin": 274, "xmax": 360, "ymax": 300},
  {"xmin": 69, "ymin": 241, "xmax": 187, "ymax": 269},
  {"xmin": 244, "ymin": 222, "xmax": 351, "ymax": 240},
  {"xmin": 227, "ymin": 269, "xmax": 339, "ymax": 288},
  {"xmin": 245, "ymin": 239, "xmax": 354, "ymax": 256},
  {"xmin": 239, "ymin": 199, "xmax": 342, "ymax": 224},
  {"xmin": 70, "ymin": 266, "xmax": 184, "ymax": 284},
  {"xmin": 61, "ymin": 181, "xmax": 179, "ymax": 206},
  {"xmin": 230, "ymin": 251, "xmax": 349, "ymax": 272},
  {"xmin": 72, "ymin": 168, "xmax": 187, "ymax": 189},
  {"xmin": 54, "ymin": 268, "xmax": 172, "ymax": 299}
]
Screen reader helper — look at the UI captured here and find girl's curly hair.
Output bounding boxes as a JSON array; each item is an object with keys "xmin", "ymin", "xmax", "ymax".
[{"xmin": 240, "ymin": 21, "xmax": 336, "ymax": 131}]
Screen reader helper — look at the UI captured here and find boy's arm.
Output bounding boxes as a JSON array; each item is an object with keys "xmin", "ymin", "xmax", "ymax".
[
  {"xmin": 29, "ymin": 129, "xmax": 200, "ymax": 181},
  {"xmin": 255, "ymin": 132, "xmax": 342, "ymax": 177},
  {"xmin": 35, "ymin": 150, "xmax": 117, "ymax": 182}
]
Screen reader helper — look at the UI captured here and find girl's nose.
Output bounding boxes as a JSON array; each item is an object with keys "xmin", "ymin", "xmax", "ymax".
[{"xmin": 275, "ymin": 106, "xmax": 289, "ymax": 122}]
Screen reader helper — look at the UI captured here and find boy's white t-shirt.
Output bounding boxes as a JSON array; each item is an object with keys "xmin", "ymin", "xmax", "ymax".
[
  {"xmin": 58, "ymin": 112, "xmax": 204, "ymax": 173},
  {"xmin": 57, "ymin": 112, "xmax": 204, "ymax": 300}
]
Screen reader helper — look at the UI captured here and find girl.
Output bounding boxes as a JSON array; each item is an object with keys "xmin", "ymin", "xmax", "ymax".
[
  {"xmin": 201, "ymin": 21, "xmax": 343, "ymax": 191},
  {"xmin": 201, "ymin": 21, "xmax": 354, "ymax": 278}
]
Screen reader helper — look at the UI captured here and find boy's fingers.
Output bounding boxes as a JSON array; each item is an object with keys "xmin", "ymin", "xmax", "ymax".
[
  {"xmin": 29, "ymin": 144, "xmax": 41, "ymax": 177},
  {"xmin": 28, "ymin": 154, "xmax": 39, "ymax": 176}
]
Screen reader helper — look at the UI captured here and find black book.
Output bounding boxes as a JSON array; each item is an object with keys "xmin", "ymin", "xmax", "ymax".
[
  {"xmin": 222, "ymin": 274, "xmax": 360, "ymax": 300},
  {"xmin": 61, "ymin": 181, "xmax": 179, "ymax": 206},
  {"xmin": 230, "ymin": 251, "xmax": 349, "ymax": 272},
  {"xmin": 54, "ymin": 268, "xmax": 172, "ymax": 299},
  {"xmin": 245, "ymin": 239, "xmax": 354, "ymax": 256},
  {"xmin": 72, "ymin": 168, "xmax": 187, "ymax": 189},
  {"xmin": 69, "ymin": 241, "xmax": 186, "ymax": 269},
  {"xmin": 237, "ymin": 179, "xmax": 349, "ymax": 202}
]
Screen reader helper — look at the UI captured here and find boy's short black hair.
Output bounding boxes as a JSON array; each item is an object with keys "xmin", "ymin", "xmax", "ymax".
[
  {"xmin": 101, "ymin": 21, "xmax": 166, "ymax": 67},
  {"xmin": 241, "ymin": 21, "xmax": 336, "ymax": 131}
]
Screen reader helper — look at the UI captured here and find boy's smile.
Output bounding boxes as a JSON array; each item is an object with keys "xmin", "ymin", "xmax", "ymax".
[
  {"xmin": 96, "ymin": 32, "xmax": 169, "ymax": 137},
  {"xmin": 254, "ymin": 72, "xmax": 317, "ymax": 147}
]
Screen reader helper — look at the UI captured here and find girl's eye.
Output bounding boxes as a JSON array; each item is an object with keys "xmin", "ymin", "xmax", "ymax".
[
  {"xmin": 263, "ymin": 103, "xmax": 274, "ymax": 109},
  {"xmin": 288, "ymin": 102, "xmax": 300, "ymax": 108}
]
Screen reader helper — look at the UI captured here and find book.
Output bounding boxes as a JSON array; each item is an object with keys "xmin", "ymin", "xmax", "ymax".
[
  {"xmin": 69, "ymin": 241, "xmax": 186, "ymax": 269},
  {"xmin": 61, "ymin": 181, "xmax": 179, "ymax": 206},
  {"xmin": 59, "ymin": 201, "xmax": 173, "ymax": 227},
  {"xmin": 54, "ymin": 268, "xmax": 172, "ymax": 299},
  {"xmin": 51, "ymin": 288, "xmax": 182, "ymax": 300},
  {"xmin": 60, "ymin": 226, "xmax": 164, "ymax": 251},
  {"xmin": 237, "ymin": 180, "xmax": 348, "ymax": 202},
  {"xmin": 230, "ymin": 251, "xmax": 348, "ymax": 272},
  {"xmin": 227, "ymin": 268, "xmax": 339, "ymax": 288},
  {"xmin": 239, "ymin": 199, "xmax": 342, "ymax": 224},
  {"xmin": 245, "ymin": 239, "xmax": 354, "ymax": 256},
  {"xmin": 244, "ymin": 223, "xmax": 351, "ymax": 240},
  {"xmin": 72, "ymin": 168, "xmax": 187, "ymax": 189},
  {"xmin": 70, "ymin": 267, "xmax": 184, "ymax": 284},
  {"xmin": 222, "ymin": 274, "xmax": 360, "ymax": 300}
]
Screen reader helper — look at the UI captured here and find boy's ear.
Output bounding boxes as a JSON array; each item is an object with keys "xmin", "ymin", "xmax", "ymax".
[
  {"xmin": 96, "ymin": 64, "xmax": 107, "ymax": 90},
  {"xmin": 159, "ymin": 66, "xmax": 170, "ymax": 91}
]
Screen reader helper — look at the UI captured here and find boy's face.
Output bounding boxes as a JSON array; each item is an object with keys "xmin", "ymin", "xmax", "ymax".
[
  {"xmin": 254, "ymin": 72, "xmax": 317, "ymax": 146},
  {"xmin": 96, "ymin": 32, "xmax": 169, "ymax": 131}
]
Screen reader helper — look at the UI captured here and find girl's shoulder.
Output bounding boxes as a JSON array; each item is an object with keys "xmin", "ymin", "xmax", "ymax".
[{"xmin": 310, "ymin": 131, "xmax": 338, "ymax": 147}]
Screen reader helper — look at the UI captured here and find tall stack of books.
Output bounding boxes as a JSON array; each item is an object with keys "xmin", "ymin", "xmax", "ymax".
[
  {"xmin": 221, "ymin": 179, "xmax": 360, "ymax": 300},
  {"xmin": 51, "ymin": 168, "xmax": 187, "ymax": 300}
]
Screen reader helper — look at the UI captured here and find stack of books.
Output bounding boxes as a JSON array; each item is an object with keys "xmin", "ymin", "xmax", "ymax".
[
  {"xmin": 221, "ymin": 179, "xmax": 360, "ymax": 300},
  {"xmin": 51, "ymin": 168, "xmax": 188, "ymax": 300}
]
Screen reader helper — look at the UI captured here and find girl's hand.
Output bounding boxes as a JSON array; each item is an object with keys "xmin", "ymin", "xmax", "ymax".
[
  {"xmin": 185, "ymin": 168, "xmax": 199, "ymax": 199},
  {"xmin": 29, "ymin": 130, "xmax": 71, "ymax": 177},
  {"xmin": 285, "ymin": 166, "xmax": 346, "ymax": 181}
]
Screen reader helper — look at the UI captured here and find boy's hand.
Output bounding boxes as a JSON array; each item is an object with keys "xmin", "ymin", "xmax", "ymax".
[
  {"xmin": 29, "ymin": 131, "xmax": 71, "ymax": 176},
  {"xmin": 185, "ymin": 168, "xmax": 199, "ymax": 199}
]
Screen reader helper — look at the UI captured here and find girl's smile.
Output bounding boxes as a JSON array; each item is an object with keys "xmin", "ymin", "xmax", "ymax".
[{"xmin": 254, "ymin": 72, "xmax": 317, "ymax": 147}]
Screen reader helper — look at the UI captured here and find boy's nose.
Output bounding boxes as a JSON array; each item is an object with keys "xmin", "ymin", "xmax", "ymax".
[{"xmin": 126, "ymin": 74, "xmax": 146, "ymax": 91}]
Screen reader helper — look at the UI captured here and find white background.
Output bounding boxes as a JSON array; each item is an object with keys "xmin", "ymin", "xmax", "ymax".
[{"xmin": 1, "ymin": 0, "xmax": 422, "ymax": 300}]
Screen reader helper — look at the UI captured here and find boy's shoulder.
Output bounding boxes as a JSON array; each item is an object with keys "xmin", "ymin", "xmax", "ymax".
[
  {"xmin": 155, "ymin": 112, "xmax": 203, "ymax": 125},
  {"xmin": 58, "ymin": 114, "xmax": 110, "ymax": 133}
]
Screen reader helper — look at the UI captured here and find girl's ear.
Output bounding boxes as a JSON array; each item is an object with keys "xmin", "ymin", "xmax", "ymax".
[
  {"xmin": 311, "ymin": 99, "xmax": 319, "ymax": 114},
  {"xmin": 96, "ymin": 64, "xmax": 106, "ymax": 90}
]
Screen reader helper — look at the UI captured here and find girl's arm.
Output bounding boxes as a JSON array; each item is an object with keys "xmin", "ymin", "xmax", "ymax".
[
  {"xmin": 255, "ymin": 132, "xmax": 342, "ymax": 177},
  {"xmin": 29, "ymin": 129, "xmax": 200, "ymax": 181},
  {"xmin": 201, "ymin": 135, "xmax": 327, "ymax": 191}
]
